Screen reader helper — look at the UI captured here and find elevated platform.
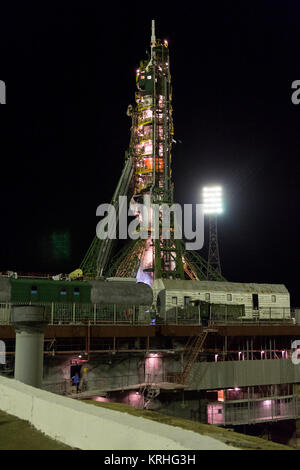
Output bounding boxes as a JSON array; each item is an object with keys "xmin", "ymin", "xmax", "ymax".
[
  {"xmin": 68, "ymin": 381, "xmax": 185, "ymax": 399},
  {"xmin": 1, "ymin": 323, "xmax": 300, "ymax": 340}
]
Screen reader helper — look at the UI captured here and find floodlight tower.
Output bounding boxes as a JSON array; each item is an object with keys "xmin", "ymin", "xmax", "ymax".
[{"xmin": 202, "ymin": 186, "xmax": 223, "ymax": 278}]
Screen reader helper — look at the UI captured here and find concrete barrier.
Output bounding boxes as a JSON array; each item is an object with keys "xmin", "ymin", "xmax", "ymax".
[{"xmin": 0, "ymin": 375, "xmax": 233, "ymax": 450}]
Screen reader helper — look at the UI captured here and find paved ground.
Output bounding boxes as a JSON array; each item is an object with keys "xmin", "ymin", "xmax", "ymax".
[{"xmin": 0, "ymin": 410, "xmax": 72, "ymax": 450}]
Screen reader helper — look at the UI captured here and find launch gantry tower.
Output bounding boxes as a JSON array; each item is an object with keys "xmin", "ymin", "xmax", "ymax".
[{"xmin": 80, "ymin": 21, "xmax": 225, "ymax": 284}]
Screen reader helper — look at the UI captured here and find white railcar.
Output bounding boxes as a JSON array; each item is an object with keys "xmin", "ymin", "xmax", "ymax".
[{"xmin": 152, "ymin": 279, "xmax": 290, "ymax": 321}]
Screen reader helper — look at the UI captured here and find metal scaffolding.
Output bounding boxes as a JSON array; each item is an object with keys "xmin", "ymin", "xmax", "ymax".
[
  {"xmin": 79, "ymin": 21, "xmax": 223, "ymax": 283},
  {"xmin": 207, "ymin": 215, "xmax": 222, "ymax": 278}
]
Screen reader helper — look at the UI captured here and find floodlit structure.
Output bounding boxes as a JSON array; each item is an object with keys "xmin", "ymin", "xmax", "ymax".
[
  {"xmin": 79, "ymin": 22, "xmax": 225, "ymax": 285},
  {"xmin": 1, "ymin": 22, "xmax": 300, "ymax": 448},
  {"xmin": 153, "ymin": 279, "xmax": 291, "ymax": 320},
  {"xmin": 202, "ymin": 186, "xmax": 223, "ymax": 278}
]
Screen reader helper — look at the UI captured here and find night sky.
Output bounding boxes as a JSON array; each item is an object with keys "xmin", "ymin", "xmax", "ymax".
[{"xmin": 0, "ymin": 2, "xmax": 299, "ymax": 304}]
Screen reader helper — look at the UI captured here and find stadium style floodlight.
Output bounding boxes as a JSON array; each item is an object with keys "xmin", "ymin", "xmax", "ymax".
[
  {"xmin": 202, "ymin": 186, "xmax": 223, "ymax": 215},
  {"xmin": 202, "ymin": 186, "xmax": 223, "ymax": 277}
]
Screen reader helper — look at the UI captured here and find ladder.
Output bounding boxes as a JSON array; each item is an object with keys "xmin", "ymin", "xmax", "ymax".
[
  {"xmin": 139, "ymin": 373, "xmax": 161, "ymax": 409},
  {"xmin": 183, "ymin": 255, "xmax": 199, "ymax": 280},
  {"xmin": 142, "ymin": 385, "xmax": 160, "ymax": 409},
  {"xmin": 180, "ymin": 327, "xmax": 217, "ymax": 385}
]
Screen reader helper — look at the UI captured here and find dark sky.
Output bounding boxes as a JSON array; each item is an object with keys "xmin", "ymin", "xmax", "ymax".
[{"xmin": 0, "ymin": 2, "xmax": 299, "ymax": 304}]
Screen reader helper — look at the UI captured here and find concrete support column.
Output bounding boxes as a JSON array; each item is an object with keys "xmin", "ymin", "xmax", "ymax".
[
  {"xmin": 145, "ymin": 354, "xmax": 163, "ymax": 382},
  {"xmin": 11, "ymin": 305, "xmax": 49, "ymax": 388}
]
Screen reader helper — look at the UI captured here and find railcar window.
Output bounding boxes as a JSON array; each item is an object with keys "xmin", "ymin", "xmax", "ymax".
[
  {"xmin": 271, "ymin": 295, "xmax": 276, "ymax": 303},
  {"xmin": 60, "ymin": 289, "xmax": 67, "ymax": 296},
  {"xmin": 227, "ymin": 294, "xmax": 232, "ymax": 301},
  {"xmin": 31, "ymin": 286, "xmax": 38, "ymax": 294},
  {"xmin": 172, "ymin": 297, "xmax": 177, "ymax": 305},
  {"xmin": 205, "ymin": 293, "xmax": 210, "ymax": 301},
  {"xmin": 73, "ymin": 288, "xmax": 80, "ymax": 296}
]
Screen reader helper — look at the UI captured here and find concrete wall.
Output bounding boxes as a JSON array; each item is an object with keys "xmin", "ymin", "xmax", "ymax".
[
  {"xmin": 39, "ymin": 348, "xmax": 300, "ymax": 396},
  {"xmin": 149, "ymin": 393, "xmax": 208, "ymax": 423},
  {"xmin": 188, "ymin": 359, "xmax": 300, "ymax": 390},
  {"xmin": 43, "ymin": 355, "xmax": 300, "ymax": 393},
  {"xmin": 43, "ymin": 355, "xmax": 144, "ymax": 390},
  {"xmin": 0, "ymin": 375, "xmax": 232, "ymax": 450}
]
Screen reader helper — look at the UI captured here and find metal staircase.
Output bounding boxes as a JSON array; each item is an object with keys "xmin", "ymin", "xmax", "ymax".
[
  {"xmin": 139, "ymin": 372, "xmax": 162, "ymax": 409},
  {"xmin": 180, "ymin": 327, "xmax": 217, "ymax": 385},
  {"xmin": 142, "ymin": 384, "xmax": 160, "ymax": 409}
]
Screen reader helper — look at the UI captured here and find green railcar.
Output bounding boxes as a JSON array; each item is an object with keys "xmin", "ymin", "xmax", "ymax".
[{"xmin": 10, "ymin": 278, "xmax": 91, "ymax": 304}]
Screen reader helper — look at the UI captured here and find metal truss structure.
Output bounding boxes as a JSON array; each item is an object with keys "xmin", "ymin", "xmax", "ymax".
[
  {"xmin": 80, "ymin": 21, "xmax": 225, "ymax": 284},
  {"xmin": 207, "ymin": 215, "xmax": 222, "ymax": 278}
]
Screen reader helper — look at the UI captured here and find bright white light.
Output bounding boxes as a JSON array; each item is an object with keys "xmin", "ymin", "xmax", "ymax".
[
  {"xmin": 203, "ymin": 186, "xmax": 222, "ymax": 192},
  {"xmin": 202, "ymin": 186, "xmax": 223, "ymax": 214}
]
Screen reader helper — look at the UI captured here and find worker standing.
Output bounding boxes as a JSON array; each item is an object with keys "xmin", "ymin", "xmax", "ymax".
[
  {"xmin": 71, "ymin": 372, "xmax": 80, "ymax": 393},
  {"xmin": 80, "ymin": 366, "xmax": 88, "ymax": 392}
]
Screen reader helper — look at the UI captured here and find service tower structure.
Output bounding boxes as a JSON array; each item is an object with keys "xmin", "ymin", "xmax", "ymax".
[{"xmin": 80, "ymin": 21, "xmax": 225, "ymax": 285}]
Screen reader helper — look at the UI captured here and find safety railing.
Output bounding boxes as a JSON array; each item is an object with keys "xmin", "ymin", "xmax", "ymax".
[
  {"xmin": 43, "ymin": 380, "xmax": 71, "ymax": 395},
  {"xmin": 207, "ymin": 395, "xmax": 300, "ymax": 426},
  {"xmin": 42, "ymin": 374, "xmax": 142, "ymax": 396},
  {"xmin": 0, "ymin": 302, "xmax": 298, "ymax": 326},
  {"xmin": 165, "ymin": 306, "xmax": 295, "ymax": 325},
  {"xmin": 165, "ymin": 372, "xmax": 183, "ymax": 384},
  {"xmin": 0, "ymin": 302, "xmax": 152, "ymax": 325}
]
